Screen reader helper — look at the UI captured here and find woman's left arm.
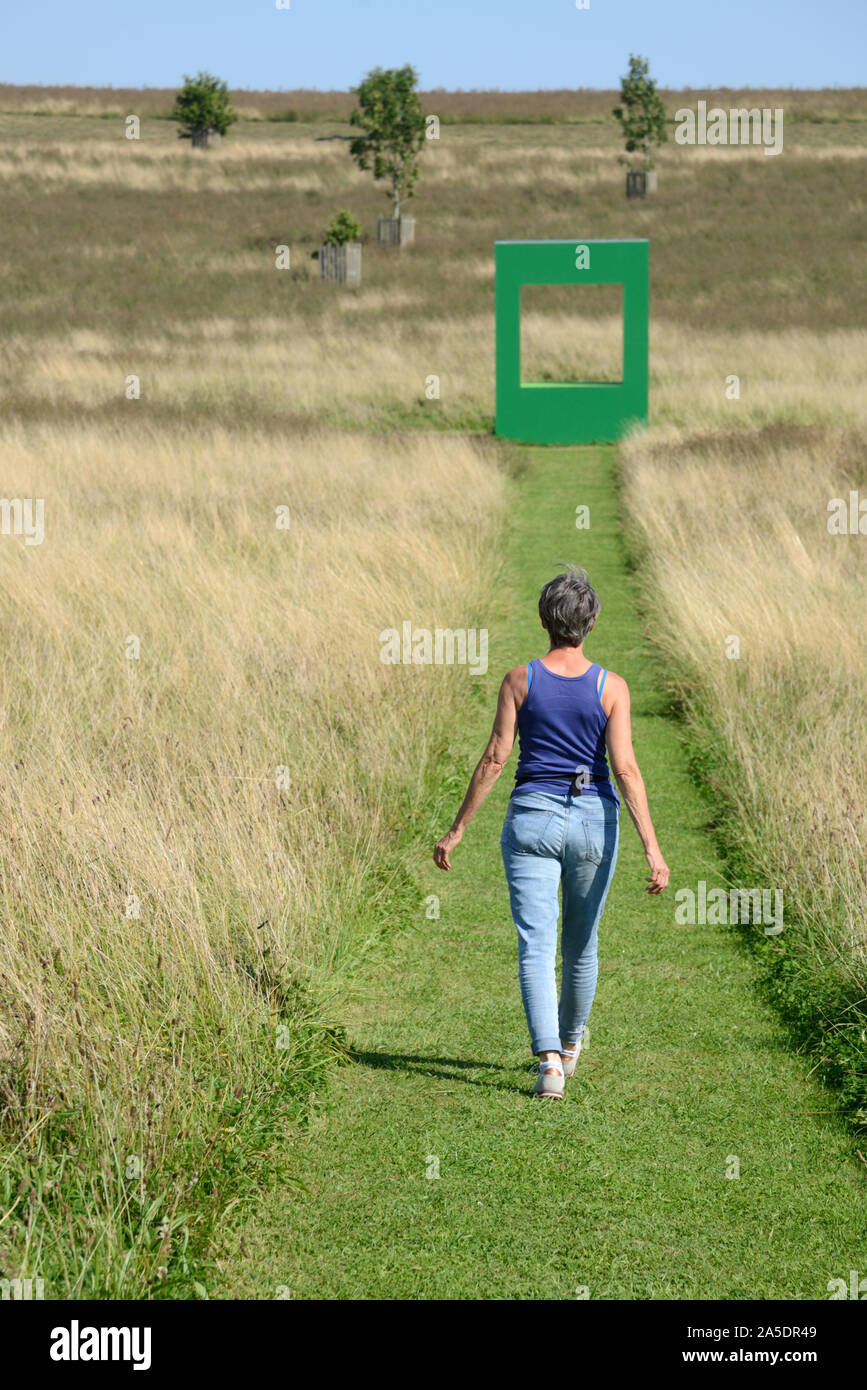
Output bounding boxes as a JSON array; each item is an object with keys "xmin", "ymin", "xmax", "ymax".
[{"xmin": 433, "ymin": 669, "xmax": 523, "ymax": 870}]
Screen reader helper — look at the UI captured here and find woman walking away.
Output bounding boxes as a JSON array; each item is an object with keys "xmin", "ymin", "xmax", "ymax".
[{"xmin": 434, "ymin": 569, "xmax": 669, "ymax": 1099}]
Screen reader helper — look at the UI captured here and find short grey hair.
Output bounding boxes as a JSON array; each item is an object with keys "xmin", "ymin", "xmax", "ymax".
[{"xmin": 538, "ymin": 568, "xmax": 600, "ymax": 647}]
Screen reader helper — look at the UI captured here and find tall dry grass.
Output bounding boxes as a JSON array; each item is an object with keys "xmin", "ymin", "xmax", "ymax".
[
  {"xmin": 620, "ymin": 415, "xmax": 867, "ymax": 1116},
  {"xmin": 0, "ymin": 420, "xmax": 504, "ymax": 1294},
  {"xmin": 6, "ymin": 312, "xmax": 866, "ymax": 443}
]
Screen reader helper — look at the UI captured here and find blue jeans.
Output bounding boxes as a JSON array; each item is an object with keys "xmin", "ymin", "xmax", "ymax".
[{"xmin": 500, "ymin": 788, "xmax": 620, "ymax": 1055}]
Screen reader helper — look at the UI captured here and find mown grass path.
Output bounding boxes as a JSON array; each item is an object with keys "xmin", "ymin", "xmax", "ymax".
[{"xmin": 219, "ymin": 446, "xmax": 864, "ymax": 1299}]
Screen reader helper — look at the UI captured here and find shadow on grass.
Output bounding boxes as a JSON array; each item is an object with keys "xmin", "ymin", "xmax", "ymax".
[{"xmin": 346, "ymin": 1049, "xmax": 528, "ymax": 1091}]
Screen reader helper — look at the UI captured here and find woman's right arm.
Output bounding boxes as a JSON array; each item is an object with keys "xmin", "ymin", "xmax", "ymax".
[{"xmin": 602, "ymin": 673, "xmax": 669, "ymax": 894}]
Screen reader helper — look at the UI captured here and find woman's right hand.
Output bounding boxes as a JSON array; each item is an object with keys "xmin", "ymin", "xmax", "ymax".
[{"xmin": 644, "ymin": 847, "xmax": 669, "ymax": 894}]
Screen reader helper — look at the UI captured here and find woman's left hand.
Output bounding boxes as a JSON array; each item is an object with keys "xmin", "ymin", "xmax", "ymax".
[{"xmin": 433, "ymin": 827, "xmax": 463, "ymax": 870}]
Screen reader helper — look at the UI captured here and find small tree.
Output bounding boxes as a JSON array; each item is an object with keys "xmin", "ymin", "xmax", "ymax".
[
  {"xmin": 171, "ymin": 72, "xmax": 238, "ymax": 142},
  {"xmin": 349, "ymin": 65, "xmax": 427, "ymax": 220},
  {"xmin": 612, "ymin": 55, "xmax": 667, "ymax": 170},
  {"xmin": 323, "ymin": 211, "xmax": 362, "ymax": 246}
]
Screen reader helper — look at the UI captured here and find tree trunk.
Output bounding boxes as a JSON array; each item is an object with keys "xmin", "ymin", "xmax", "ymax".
[{"xmin": 393, "ymin": 186, "xmax": 400, "ymax": 219}]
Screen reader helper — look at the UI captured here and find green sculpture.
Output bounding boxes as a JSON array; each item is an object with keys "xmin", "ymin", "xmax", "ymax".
[{"xmin": 495, "ymin": 239, "xmax": 649, "ymax": 444}]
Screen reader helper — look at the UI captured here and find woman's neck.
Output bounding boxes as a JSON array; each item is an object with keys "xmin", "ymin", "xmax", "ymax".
[{"xmin": 540, "ymin": 646, "xmax": 592, "ymax": 676}]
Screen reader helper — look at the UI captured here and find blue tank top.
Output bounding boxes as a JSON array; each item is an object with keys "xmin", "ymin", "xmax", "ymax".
[{"xmin": 512, "ymin": 659, "xmax": 619, "ymax": 805}]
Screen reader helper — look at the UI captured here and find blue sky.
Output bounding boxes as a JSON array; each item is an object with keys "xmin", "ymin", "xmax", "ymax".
[{"xmin": 2, "ymin": 0, "xmax": 864, "ymax": 90}]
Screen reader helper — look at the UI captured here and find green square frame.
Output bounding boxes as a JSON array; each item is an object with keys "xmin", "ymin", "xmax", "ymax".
[{"xmin": 495, "ymin": 238, "xmax": 649, "ymax": 444}]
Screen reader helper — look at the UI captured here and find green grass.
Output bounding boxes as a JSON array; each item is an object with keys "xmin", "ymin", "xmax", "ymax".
[{"xmin": 213, "ymin": 444, "xmax": 866, "ymax": 1300}]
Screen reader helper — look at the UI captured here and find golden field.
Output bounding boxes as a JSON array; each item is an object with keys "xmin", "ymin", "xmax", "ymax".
[{"xmin": 0, "ymin": 88, "xmax": 865, "ymax": 1292}]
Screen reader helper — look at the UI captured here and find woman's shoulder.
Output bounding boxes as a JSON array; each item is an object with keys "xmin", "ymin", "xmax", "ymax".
[
  {"xmin": 503, "ymin": 663, "xmax": 531, "ymax": 705},
  {"xmin": 599, "ymin": 668, "xmax": 629, "ymax": 714}
]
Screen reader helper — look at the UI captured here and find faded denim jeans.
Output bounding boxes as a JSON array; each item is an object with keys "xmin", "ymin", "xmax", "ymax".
[{"xmin": 500, "ymin": 788, "xmax": 620, "ymax": 1056}]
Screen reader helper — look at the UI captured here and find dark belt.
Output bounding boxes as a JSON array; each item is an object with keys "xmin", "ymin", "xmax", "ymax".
[{"xmin": 514, "ymin": 774, "xmax": 612, "ymax": 791}]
